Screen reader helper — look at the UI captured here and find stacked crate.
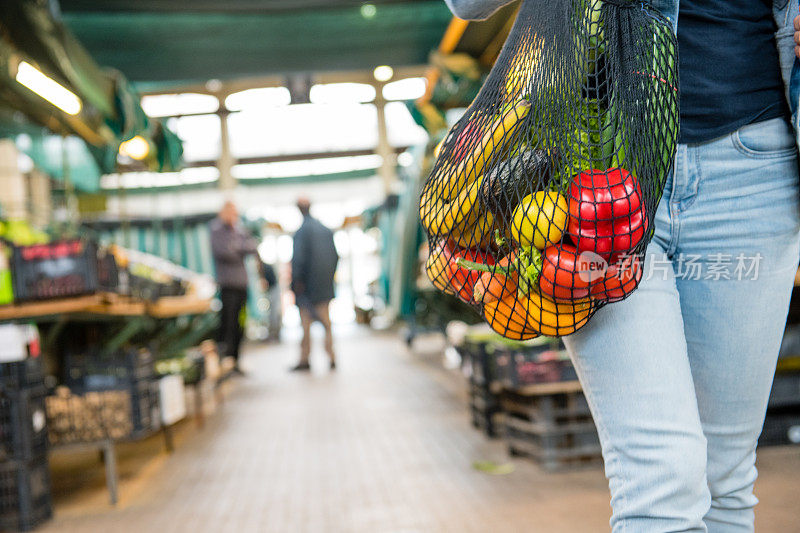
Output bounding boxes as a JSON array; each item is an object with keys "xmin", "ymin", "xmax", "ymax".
[
  {"xmin": 462, "ymin": 339, "xmax": 504, "ymax": 438},
  {"xmin": 45, "ymin": 389, "xmax": 135, "ymax": 445},
  {"xmin": 490, "ymin": 340, "xmax": 571, "ymax": 389},
  {"xmin": 10, "ymin": 240, "xmax": 99, "ymax": 302},
  {"xmin": 60, "ymin": 348, "xmax": 160, "ymax": 439},
  {"xmin": 501, "ymin": 381, "xmax": 602, "ymax": 471},
  {"xmin": 760, "ymin": 334, "xmax": 800, "ymax": 446},
  {"xmin": 761, "ymin": 298, "xmax": 800, "ymax": 446},
  {"xmin": 0, "ymin": 358, "xmax": 52, "ymax": 531}
]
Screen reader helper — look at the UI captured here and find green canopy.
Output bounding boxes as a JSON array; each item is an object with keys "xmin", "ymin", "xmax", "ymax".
[{"xmin": 59, "ymin": 1, "xmax": 452, "ymax": 85}]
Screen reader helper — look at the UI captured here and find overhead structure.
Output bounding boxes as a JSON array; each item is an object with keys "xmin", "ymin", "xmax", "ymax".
[
  {"xmin": 0, "ymin": 0, "xmax": 183, "ymax": 192},
  {"xmin": 59, "ymin": 0, "xmax": 454, "ymax": 87}
]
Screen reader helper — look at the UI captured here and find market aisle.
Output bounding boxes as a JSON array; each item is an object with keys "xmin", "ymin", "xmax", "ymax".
[{"xmin": 42, "ymin": 327, "xmax": 800, "ymax": 533}]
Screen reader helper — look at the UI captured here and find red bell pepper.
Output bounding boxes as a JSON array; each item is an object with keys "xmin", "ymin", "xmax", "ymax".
[
  {"xmin": 567, "ymin": 168, "xmax": 647, "ymax": 260},
  {"xmin": 446, "ymin": 248, "xmax": 496, "ymax": 303}
]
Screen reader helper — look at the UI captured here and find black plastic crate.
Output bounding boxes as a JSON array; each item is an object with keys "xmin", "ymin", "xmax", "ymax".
[
  {"xmin": 0, "ymin": 387, "xmax": 48, "ymax": 462},
  {"xmin": 464, "ymin": 340, "xmax": 500, "ymax": 388},
  {"xmin": 129, "ymin": 275, "xmax": 160, "ymax": 302},
  {"xmin": 63, "ymin": 349, "xmax": 154, "ymax": 391},
  {"xmin": 45, "ymin": 382, "xmax": 160, "ymax": 446},
  {"xmin": 130, "ymin": 380, "xmax": 159, "ymax": 435},
  {"xmin": 505, "ymin": 416, "xmax": 600, "ymax": 449},
  {"xmin": 468, "ymin": 382, "xmax": 503, "ymax": 438},
  {"xmin": 46, "ymin": 390, "xmax": 131, "ymax": 445},
  {"xmin": 95, "ymin": 250, "xmax": 120, "ymax": 293},
  {"xmin": 0, "ymin": 359, "xmax": 44, "ymax": 393},
  {"xmin": 11, "ymin": 240, "xmax": 98, "ymax": 302},
  {"xmin": 505, "ymin": 415, "xmax": 602, "ymax": 471},
  {"xmin": 768, "ymin": 372, "xmax": 800, "ymax": 409},
  {"xmin": 463, "ymin": 338, "xmax": 565, "ymax": 389},
  {"xmin": 158, "ymin": 279, "xmax": 186, "ymax": 298},
  {"xmin": 0, "ymin": 456, "xmax": 52, "ymax": 532},
  {"xmin": 500, "ymin": 388, "xmax": 592, "ymax": 431},
  {"xmin": 759, "ymin": 408, "xmax": 800, "ymax": 447},
  {"xmin": 499, "ymin": 349, "xmax": 572, "ymax": 388}
]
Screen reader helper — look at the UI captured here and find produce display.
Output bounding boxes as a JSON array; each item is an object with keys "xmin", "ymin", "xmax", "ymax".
[
  {"xmin": 0, "ymin": 243, "xmax": 13, "ymax": 306},
  {"xmin": 420, "ymin": 0, "xmax": 678, "ymax": 339},
  {"xmin": 0, "ymin": 219, "xmax": 50, "ymax": 305},
  {"xmin": 45, "ymin": 388, "xmax": 135, "ymax": 445},
  {"xmin": 10, "ymin": 240, "xmax": 99, "ymax": 302},
  {"xmin": 0, "ymin": 219, "xmax": 50, "ymax": 247},
  {"xmin": 0, "ymin": 235, "xmax": 213, "ymax": 306}
]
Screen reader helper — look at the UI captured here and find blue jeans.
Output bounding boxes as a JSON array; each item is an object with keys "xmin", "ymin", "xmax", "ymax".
[{"xmin": 563, "ymin": 117, "xmax": 800, "ymax": 532}]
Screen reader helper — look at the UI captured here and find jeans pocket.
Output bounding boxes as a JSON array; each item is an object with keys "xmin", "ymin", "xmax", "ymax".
[{"xmin": 732, "ymin": 118, "xmax": 797, "ymax": 159}]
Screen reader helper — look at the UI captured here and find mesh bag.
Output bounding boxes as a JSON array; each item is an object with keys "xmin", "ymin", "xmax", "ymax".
[{"xmin": 420, "ymin": 0, "xmax": 678, "ymax": 340}]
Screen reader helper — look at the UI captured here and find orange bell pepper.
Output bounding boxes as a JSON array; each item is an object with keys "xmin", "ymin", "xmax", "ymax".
[{"xmin": 484, "ymin": 290, "xmax": 593, "ymax": 339}]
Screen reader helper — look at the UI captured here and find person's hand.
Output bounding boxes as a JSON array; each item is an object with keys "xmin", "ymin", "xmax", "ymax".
[{"xmin": 795, "ymin": 12, "xmax": 800, "ymax": 59}]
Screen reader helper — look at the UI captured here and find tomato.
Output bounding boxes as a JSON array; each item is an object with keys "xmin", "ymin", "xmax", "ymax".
[
  {"xmin": 590, "ymin": 255, "xmax": 643, "ymax": 302},
  {"xmin": 538, "ymin": 244, "xmax": 592, "ymax": 301},
  {"xmin": 511, "ymin": 191, "xmax": 569, "ymax": 250},
  {"xmin": 445, "ymin": 248, "xmax": 496, "ymax": 303}
]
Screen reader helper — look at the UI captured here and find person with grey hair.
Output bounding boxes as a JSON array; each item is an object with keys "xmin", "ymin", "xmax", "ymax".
[
  {"xmin": 210, "ymin": 201, "xmax": 258, "ymax": 374},
  {"xmin": 290, "ymin": 197, "xmax": 339, "ymax": 371}
]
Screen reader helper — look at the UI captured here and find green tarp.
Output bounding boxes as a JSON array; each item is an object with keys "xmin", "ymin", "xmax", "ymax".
[{"xmin": 60, "ymin": 3, "xmax": 452, "ymax": 85}]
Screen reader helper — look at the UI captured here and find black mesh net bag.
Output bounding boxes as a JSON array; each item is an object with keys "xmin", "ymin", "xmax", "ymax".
[{"xmin": 420, "ymin": 0, "xmax": 678, "ymax": 340}]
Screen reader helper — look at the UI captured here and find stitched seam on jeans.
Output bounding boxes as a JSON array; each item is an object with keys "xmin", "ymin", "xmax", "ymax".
[
  {"xmin": 678, "ymin": 146, "xmax": 701, "ymax": 212},
  {"xmin": 667, "ymin": 150, "xmax": 681, "ymax": 256}
]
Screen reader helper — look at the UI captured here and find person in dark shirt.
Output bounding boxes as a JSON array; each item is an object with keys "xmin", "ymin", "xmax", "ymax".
[
  {"xmin": 678, "ymin": 2, "xmax": 788, "ymax": 142},
  {"xmin": 290, "ymin": 197, "xmax": 339, "ymax": 371},
  {"xmin": 446, "ymin": 1, "xmax": 800, "ymax": 530},
  {"xmin": 210, "ymin": 201, "xmax": 258, "ymax": 374}
]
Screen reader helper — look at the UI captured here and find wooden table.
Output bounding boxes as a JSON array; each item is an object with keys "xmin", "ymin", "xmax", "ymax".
[
  {"xmin": 0, "ymin": 291, "xmax": 216, "ymax": 370},
  {"xmin": 147, "ymin": 296, "xmax": 211, "ymax": 318},
  {"xmin": 505, "ymin": 380, "xmax": 584, "ymax": 397},
  {"xmin": 0, "ymin": 294, "xmax": 108, "ymax": 321},
  {"xmin": 0, "ymin": 293, "xmax": 210, "ymax": 322}
]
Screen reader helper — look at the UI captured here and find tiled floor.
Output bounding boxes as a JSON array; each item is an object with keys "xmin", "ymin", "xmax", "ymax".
[{"xmin": 43, "ymin": 327, "xmax": 800, "ymax": 532}]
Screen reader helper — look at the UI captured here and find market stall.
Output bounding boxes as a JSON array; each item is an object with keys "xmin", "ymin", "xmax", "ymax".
[{"xmin": 0, "ymin": 237, "xmax": 220, "ymax": 526}]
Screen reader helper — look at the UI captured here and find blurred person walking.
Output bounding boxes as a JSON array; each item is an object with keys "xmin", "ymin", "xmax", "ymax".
[
  {"xmin": 259, "ymin": 261, "xmax": 282, "ymax": 342},
  {"xmin": 211, "ymin": 201, "xmax": 258, "ymax": 374},
  {"xmin": 290, "ymin": 197, "xmax": 339, "ymax": 371}
]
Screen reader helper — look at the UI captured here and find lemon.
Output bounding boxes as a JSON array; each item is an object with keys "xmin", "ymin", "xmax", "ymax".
[{"xmin": 511, "ymin": 191, "xmax": 569, "ymax": 249}]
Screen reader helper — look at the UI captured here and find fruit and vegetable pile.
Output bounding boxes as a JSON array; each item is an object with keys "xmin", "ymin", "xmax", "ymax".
[{"xmin": 420, "ymin": 0, "xmax": 678, "ymax": 339}]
